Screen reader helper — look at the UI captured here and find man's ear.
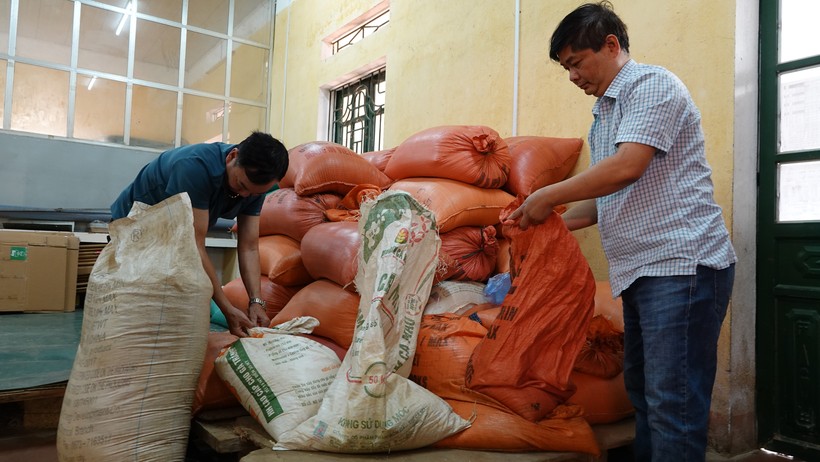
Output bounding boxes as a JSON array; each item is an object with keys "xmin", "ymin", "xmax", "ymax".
[
  {"xmin": 604, "ymin": 34, "xmax": 621, "ymax": 55},
  {"xmin": 226, "ymin": 147, "xmax": 239, "ymax": 165}
]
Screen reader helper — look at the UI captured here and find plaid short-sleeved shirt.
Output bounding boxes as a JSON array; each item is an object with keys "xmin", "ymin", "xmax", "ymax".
[{"xmin": 590, "ymin": 60, "xmax": 736, "ymax": 296}]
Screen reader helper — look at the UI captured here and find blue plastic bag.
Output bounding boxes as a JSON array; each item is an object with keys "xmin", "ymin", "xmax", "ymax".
[{"xmin": 484, "ymin": 272, "xmax": 511, "ymax": 305}]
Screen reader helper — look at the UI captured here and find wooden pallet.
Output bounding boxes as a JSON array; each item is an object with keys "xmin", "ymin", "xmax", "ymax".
[{"xmin": 76, "ymin": 242, "xmax": 105, "ymax": 299}]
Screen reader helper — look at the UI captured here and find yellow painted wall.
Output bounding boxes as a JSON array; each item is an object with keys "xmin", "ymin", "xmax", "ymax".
[{"xmin": 269, "ymin": 0, "xmax": 736, "ymax": 283}]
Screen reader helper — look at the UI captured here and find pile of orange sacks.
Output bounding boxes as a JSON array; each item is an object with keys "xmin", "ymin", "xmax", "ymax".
[{"xmin": 192, "ymin": 125, "xmax": 633, "ymax": 454}]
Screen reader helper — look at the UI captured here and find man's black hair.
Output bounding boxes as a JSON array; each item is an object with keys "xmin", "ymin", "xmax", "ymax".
[
  {"xmin": 549, "ymin": 1, "xmax": 630, "ymax": 62},
  {"xmin": 235, "ymin": 131, "xmax": 289, "ymax": 185}
]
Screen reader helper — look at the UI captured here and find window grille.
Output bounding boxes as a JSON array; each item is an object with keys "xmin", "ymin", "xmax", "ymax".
[
  {"xmin": 330, "ymin": 68, "xmax": 385, "ymax": 154},
  {"xmin": 331, "ymin": 11, "xmax": 390, "ymax": 55}
]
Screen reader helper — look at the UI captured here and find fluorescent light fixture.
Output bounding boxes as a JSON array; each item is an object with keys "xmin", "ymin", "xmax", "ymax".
[
  {"xmin": 87, "ymin": 76, "xmax": 97, "ymax": 90},
  {"xmin": 115, "ymin": 1, "xmax": 135, "ymax": 36}
]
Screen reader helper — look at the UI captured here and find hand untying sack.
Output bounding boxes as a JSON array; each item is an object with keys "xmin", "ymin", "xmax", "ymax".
[{"xmin": 465, "ymin": 196, "xmax": 596, "ymax": 422}]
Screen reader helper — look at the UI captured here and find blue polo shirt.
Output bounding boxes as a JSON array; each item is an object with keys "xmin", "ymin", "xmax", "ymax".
[{"xmin": 110, "ymin": 143, "xmax": 264, "ymax": 229}]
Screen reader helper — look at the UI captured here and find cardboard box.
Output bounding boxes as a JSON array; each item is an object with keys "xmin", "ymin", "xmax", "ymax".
[{"xmin": 0, "ymin": 230, "xmax": 79, "ymax": 312}]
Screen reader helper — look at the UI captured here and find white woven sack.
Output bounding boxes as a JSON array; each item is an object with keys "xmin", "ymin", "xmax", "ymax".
[
  {"xmin": 57, "ymin": 193, "xmax": 212, "ymax": 462},
  {"xmin": 423, "ymin": 280, "xmax": 488, "ymax": 315},
  {"xmin": 215, "ymin": 317, "xmax": 343, "ymax": 440},
  {"xmin": 275, "ymin": 191, "xmax": 471, "ymax": 453}
]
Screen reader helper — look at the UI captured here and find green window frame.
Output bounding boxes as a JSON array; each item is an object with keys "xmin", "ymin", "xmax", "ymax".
[{"xmin": 330, "ymin": 68, "xmax": 385, "ymax": 154}]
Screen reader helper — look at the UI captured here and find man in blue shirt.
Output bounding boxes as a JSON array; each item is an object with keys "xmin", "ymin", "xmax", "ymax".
[
  {"xmin": 506, "ymin": 3, "xmax": 736, "ymax": 461},
  {"xmin": 112, "ymin": 131, "xmax": 288, "ymax": 338}
]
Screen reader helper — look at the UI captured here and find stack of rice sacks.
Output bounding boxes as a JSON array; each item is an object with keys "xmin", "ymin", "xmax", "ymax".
[{"xmin": 195, "ymin": 125, "xmax": 632, "ymax": 454}]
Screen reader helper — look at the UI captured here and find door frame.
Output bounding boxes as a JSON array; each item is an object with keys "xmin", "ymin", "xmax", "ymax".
[{"xmin": 756, "ymin": 0, "xmax": 820, "ymax": 459}]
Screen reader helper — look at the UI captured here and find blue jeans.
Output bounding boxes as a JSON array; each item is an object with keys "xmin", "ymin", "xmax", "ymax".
[{"xmin": 620, "ymin": 264, "xmax": 735, "ymax": 462}]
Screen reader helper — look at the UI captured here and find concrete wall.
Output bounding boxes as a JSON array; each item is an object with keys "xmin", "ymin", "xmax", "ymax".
[
  {"xmin": 268, "ymin": 0, "xmax": 757, "ymax": 455},
  {"xmin": 268, "ymin": 0, "xmax": 738, "ymax": 281},
  {"xmin": 0, "ymin": 133, "xmax": 158, "ymax": 210}
]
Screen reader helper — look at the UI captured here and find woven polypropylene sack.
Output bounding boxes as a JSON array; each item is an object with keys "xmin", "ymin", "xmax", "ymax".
[
  {"xmin": 280, "ymin": 141, "xmax": 393, "ymax": 196},
  {"xmin": 568, "ymin": 371, "xmax": 634, "ymax": 424},
  {"xmin": 465, "ymin": 197, "xmax": 596, "ymax": 422},
  {"xmin": 57, "ymin": 193, "xmax": 212, "ymax": 461},
  {"xmin": 593, "ymin": 280, "xmax": 625, "ymax": 331},
  {"xmin": 436, "ymin": 400, "xmax": 599, "ymax": 454},
  {"xmin": 361, "ymin": 147, "xmax": 395, "ymax": 173},
  {"xmin": 300, "ymin": 221, "xmax": 360, "ymax": 289},
  {"xmin": 275, "ymin": 191, "xmax": 470, "ymax": 452},
  {"xmin": 258, "ymin": 234, "xmax": 313, "ymax": 286},
  {"xmin": 257, "ymin": 188, "xmax": 341, "ymax": 241},
  {"xmin": 423, "ymin": 281, "xmax": 488, "ymax": 316},
  {"xmin": 270, "ymin": 279, "xmax": 360, "ymax": 349},
  {"xmin": 215, "ymin": 319, "xmax": 343, "ymax": 441},
  {"xmin": 573, "ymin": 315, "xmax": 624, "ymax": 379},
  {"xmin": 193, "ymin": 332, "xmax": 240, "ymax": 416},
  {"xmin": 222, "ymin": 277, "xmax": 303, "ymax": 320},
  {"xmin": 437, "ymin": 226, "xmax": 499, "ymax": 283},
  {"xmin": 389, "ymin": 178, "xmax": 514, "ymax": 233},
  {"xmin": 503, "ymin": 136, "xmax": 583, "ymax": 196},
  {"xmin": 411, "ymin": 314, "xmax": 599, "ymax": 454},
  {"xmin": 386, "ymin": 126, "xmax": 511, "ymax": 189}
]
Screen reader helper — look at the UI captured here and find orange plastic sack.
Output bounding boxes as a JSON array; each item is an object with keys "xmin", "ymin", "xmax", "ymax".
[
  {"xmin": 496, "ymin": 238, "xmax": 511, "ymax": 273},
  {"xmin": 461, "ymin": 304, "xmax": 501, "ymax": 329},
  {"xmin": 436, "ymin": 400, "xmax": 599, "ymax": 455},
  {"xmin": 436, "ymin": 226, "xmax": 499, "ymax": 282},
  {"xmin": 270, "ymin": 279, "xmax": 360, "ymax": 348},
  {"xmin": 594, "ymin": 280, "xmax": 624, "ymax": 331},
  {"xmin": 386, "ymin": 125, "xmax": 511, "ymax": 189},
  {"xmin": 300, "ymin": 221, "xmax": 360, "ymax": 289},
  {"xmin": 257, "ymin": 188, "xmax": 341, "ymax": 241},
  {"xmin": 324, "ymin": 184, "xmax": 382, "ymax": 222},
  {"xmin": 389, "ymin": 178, "xmax": 514, "ymax": 233},
  {"xmin": 568, "ymin": 371, "xmax": 634, "ymax": 424},
  {"xmin": 466, "ymin": 197, "xmax": 596, "ymax": 422},
  {"xmin": 258, "ymin": 234, "xmax": 313, "ymax": 286},
  {"xmin": 222, "ymin": 277, "xmax": 303, "ymax": 319},
  {"xmin": 192, "ymin": 332, "xmax": 239, "ymax": 416},
  {"xmin": 574, "ymin": 315, "xmax": 624, "ymax": 379},
  {"xmin": 361, "ymin": 147, "xmax": 395, "ymax": 173},
  {"xmin": 411, "ymin": 314, "xmax": 599, "ymax": 454},
  {"xmin": 503, "ymin": 136, "xmax": 583, "ymax": 196},
  {"xmin": 412, "ymin": 314, "xmax": 487, "ymax": 396},
  {"xmin": 279, "ymin": 141, "xmax": 393, "ymax": 196},
  {"xmin": 573, "ymin": 281, "xmax": 625, "ymax": 378}
]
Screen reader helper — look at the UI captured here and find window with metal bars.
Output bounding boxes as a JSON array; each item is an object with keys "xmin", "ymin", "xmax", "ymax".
[{"xmin": 330, "ymin": 68, "xmax": 386, "ymax": 154}]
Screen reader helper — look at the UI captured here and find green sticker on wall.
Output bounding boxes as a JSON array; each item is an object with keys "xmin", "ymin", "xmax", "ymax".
[{"xmin": 10, "ymin": 247, "xmax": 27, "ymax": 260}]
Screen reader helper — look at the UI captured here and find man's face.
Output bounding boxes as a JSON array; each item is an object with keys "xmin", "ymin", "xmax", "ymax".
[
  {"xmin": 557, "ymin": 35, "xmax": 621, "ymax": 98},
  {"xmin": 226, "ymin": 148, "xmax": 278, "ymax": 198}
]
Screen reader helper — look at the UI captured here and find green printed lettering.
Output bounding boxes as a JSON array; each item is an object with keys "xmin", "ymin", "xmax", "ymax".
[{"xmin": 226, "ymin": 342, "xmax": 283, "ymax": 422}]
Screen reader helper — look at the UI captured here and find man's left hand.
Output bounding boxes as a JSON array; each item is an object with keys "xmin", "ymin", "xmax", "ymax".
[{"xmin": 248, "ymin": 303, "xmax": 270, "ymax": 327}]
